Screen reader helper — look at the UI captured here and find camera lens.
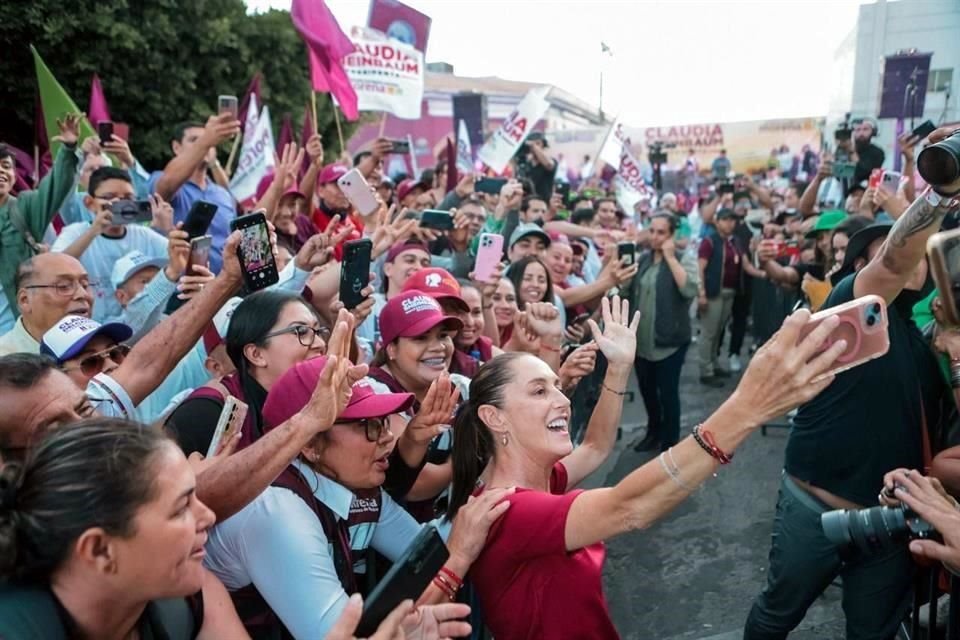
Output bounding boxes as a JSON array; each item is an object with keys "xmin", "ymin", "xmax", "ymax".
[
  {"xmin": 821, "ymin": 505, "xmax": 916, "ymax": 556},
  {"xmin": 917, "ymin": 132, "xmax": 960, "ymax": 192},
  {"xmin": 871, "ymin": 303, "xmax": 881, "ymax": 314},
  {"xmin": 866, "ymin": 315, "xmax": 876, "ymax": 327}
]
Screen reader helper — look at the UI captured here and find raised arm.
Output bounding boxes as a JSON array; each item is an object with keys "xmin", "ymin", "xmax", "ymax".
[
  {"xmin": 153, "ymin": 114, "xmax": 239, "ymax": 201},
  {"xmin": 54, "ymin": 207, "xmax": 112, "ymax": 259},
  {"xmin": 799, "ymin": 156, "xmax": 832, "ymax": 218},
  {"xmin": 298, "ymin": 134, "xmax": 324, "ymax": 206},
  {"xmin": 562, "ymin": 309, "xmax": 847, "ymax": 551},
  {"xmin": 560, "ymin": 296, "xmax": 639, "ymax": 488},
  {"xmin": 18, "ymin": 115, "xmax": 81, "ymax": 238}
]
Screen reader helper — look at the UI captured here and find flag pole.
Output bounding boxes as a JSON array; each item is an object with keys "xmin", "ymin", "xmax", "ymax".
[
  {"xmin": 378, "ymin": 112, "xmax": 388, "ymax": 139},
  {"xmin": 224, "ymin": 134, "xmax": 241, "ymax": 179},
  {"xmin": 32, "ymin": 145, "xmax": 40, "ymax": 184},
  {"xmin": 310, "ymin": 90, "xmax": 318, "ymax": 137},
  {"xmin": 331, "ymin": 94, "xmax": 345, "ymax": 155}
]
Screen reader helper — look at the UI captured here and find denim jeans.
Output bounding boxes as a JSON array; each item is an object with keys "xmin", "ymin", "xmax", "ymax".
[
  {"xmin": 634, "ymin": 344, "xmax": 688, "ymax": 450},
  {"xmin": 744, "ymin": 474, "xmax": 913, "ymax": 640}
]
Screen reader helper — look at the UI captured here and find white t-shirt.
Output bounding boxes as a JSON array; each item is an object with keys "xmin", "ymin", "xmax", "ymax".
[{"xmin": 52, "ymin": 223, "xmax": 168, "ymax": 322}]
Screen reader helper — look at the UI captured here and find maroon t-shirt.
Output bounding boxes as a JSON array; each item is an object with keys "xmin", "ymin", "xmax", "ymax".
[
  {"xmin": 698, "ymin": 235, "xmax": 742, "ymax": 290},
  {"xmin": 469, "ymin": 463, "xmax": 618, "ymax": 640}
]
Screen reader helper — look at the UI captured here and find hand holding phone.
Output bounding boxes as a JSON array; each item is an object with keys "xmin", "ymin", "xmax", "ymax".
[
  {"xmin": 206, "ymin": 396, "xmax": 248, "ymax": 459},
  {"xmin": 340, "ymin": 239, "xmax": 373, "ymax": 310},
  {"xmin": 230, "ymin": 211, "xmax": 279, "ymax": 291},
  {"xmin": 337, "ymin": 168, "xmax": 380, "ymax": 217},
  {"xmin": 187, "ymin": 235, "xmax": 213, "ymax": 277},
  {"xmin": 474, "ymin": 233, "xmax": 504, "ymax": 282},
  {"xmin": 110, "ymin": 200, "xmax": 153, "ymax": 225},
  {"xmin": 617, "ymin": 242, "xmax": 636, "ymax": 266},
  {"xmin": 798, "ymin": 295, "xmax": 889, "ymax": 379},
  {"xmin": 97, "ymin": 121, "xmax": 114, "ymax": 146},
  {"xmin": 419, "ymin": 210, "xmax": 454, "ymax": 231},
  {"xmin": 218, "ymin": 95, "xmax": 239, "ymax": 120}
]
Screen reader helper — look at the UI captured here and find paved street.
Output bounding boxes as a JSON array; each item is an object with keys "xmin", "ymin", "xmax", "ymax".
[{"xmin": 584, "ymin": 347, "xmax": 847, "ymax": 639}]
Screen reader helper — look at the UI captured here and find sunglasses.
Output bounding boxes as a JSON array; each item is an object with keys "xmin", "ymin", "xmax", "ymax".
[
  {"xmin": 334, "ymin": 416, "xmax": 391, "ymax": 443},
  {"xmin": 61, "ymin": 344, "xmax": 131, "ymax": 378}
]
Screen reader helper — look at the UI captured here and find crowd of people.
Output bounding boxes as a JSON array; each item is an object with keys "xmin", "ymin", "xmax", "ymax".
[{"xmin": 0, "ymin": 102, "xmax": 959, "ymax": 640}]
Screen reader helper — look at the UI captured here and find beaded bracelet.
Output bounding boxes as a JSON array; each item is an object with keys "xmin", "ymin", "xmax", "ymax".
[
  {"xmin": 658, "ymin": 449, "xmax": 694, "ymax": 491},
  {"xmin": 692, "ymin": 424, "xmax": 733, "ymax": 465},
  {"xmin": 432, "ymin": 575, "xmax": 457, "ymax": 601},
  {"xmin": 602, "ymin": 383, "xmax": 628, "ymax": 396},
  {"xmin": 439, "ymin": 566, "xmax": 463, "ymax": 590}
]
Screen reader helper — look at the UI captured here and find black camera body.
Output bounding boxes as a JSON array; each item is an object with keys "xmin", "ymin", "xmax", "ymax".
[
  {"xmin": 648, "ymin": 142, "xmax": 668, "ymax": 165},
  {"xmin": 821, "ymin": 501, "xmax": 938, "ymax": 556}
]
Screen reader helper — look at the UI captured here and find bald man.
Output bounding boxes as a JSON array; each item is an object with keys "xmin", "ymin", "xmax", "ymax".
[{"xmin": 0, "ymin": 253, "xmax": 95, "ymax": 356}]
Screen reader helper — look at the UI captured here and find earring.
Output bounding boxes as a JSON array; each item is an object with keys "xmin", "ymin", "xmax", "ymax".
[{"xmin": 501, "ymin": 432, "xmax": 508, "ymax": 446}]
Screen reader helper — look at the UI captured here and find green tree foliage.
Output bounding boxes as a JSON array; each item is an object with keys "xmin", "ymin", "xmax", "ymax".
[{"xmin": 0, "ymin": 2, "xmax": 357, "ymax": 169}]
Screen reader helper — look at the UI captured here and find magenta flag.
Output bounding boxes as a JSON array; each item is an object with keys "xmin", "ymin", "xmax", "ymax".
[
  {"xmin": 88, "ymin": 74, "xmax": 111, "ymax": 126},
  {"xmin": 277, "ymin": 113, "xmax": 295, "ymax": 152},
  {"xmin": 291, "ymin": 0, "xmax": 359, "ymax": 121},
  {"xmin": 238, "ymin": 72, "xmax": 262, "ymax": 132},
  {"xmin": 298, "ymin": 104, "xmax": 316, "ymax": 179}
]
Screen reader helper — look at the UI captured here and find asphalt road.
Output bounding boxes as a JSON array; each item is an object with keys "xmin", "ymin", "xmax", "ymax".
[{"xmin": 583, "ymin": 347, "xmax": 847, "ymax": 640}]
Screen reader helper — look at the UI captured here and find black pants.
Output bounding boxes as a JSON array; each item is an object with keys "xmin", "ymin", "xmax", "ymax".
[
  {"xmin": 633, "ymin": 344, "xmax": 688, "ymax": 450},
  {"xmin": 728, "ymin": 285, "xmax": 752, "ymax": 357}
]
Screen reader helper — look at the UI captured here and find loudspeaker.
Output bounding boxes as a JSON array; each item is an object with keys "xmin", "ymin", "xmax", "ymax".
[
  {"xmin": 452, "ymin": 93, "xmax": 487, "ymax": 149},
  {"xmin": 878, "ymin": 53, "xmax": 932, "ymax": 120}
]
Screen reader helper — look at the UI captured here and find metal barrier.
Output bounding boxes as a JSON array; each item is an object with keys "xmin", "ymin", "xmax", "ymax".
[{"xmin": 904, "ymin": 565, "xmax": 960, "ymax": 640}]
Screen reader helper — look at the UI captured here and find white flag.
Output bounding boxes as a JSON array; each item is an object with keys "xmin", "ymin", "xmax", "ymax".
[
  {"xmin": 477, "ymin": 86, "xmax": 551, "ymax": 174},
  {"xmin": 592, "ymin": 118, "xmax": 628, "ymax": 176},
  {"xmin": 229, "ymin": 97, "xmax": 276, "ymax": 205},
  {"xmin": 614, "ymin": 139, "xmax": 650, "ymax": 213},
  {"xmin": 456, "ymin": 119, "xmax": 473, "ymax": 174},
  {"xmin": 344, "ymin": 27, "xmax": 424, "ymax": 120}
]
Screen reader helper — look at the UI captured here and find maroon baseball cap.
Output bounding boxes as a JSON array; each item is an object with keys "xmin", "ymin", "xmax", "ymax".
[
  {"xmin": 378, "ymin": 290, "xmax": 463, "ymax": 346},
  {"xmin": 397, "ymin": 178, "xmax": 427, "ymax": 202},
  {"xmin": 318, "ymin": 163, "xmax": 349, "ymax": 185},
  {"xmin": 386, "ymin": 240, "xmax": 430, "ymax": 263},
  {"xmin": 262, "ymin": 356, "xmax": 415, "ymax": 429},
  {"xmin": 402, "ymin": 267, "xmax": 468, "ymax": 313}
]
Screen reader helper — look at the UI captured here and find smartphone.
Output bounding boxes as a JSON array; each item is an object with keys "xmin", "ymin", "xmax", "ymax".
[
  {"xmin": 387, "ymin": 138, "xmax": 410, "ymax": 154},
  {"xmin": 337, "ymin": 168, "xmax": 380, "ymax": 217},
  {"xmin": 110, "ymin": 200, "xmax": 152, "ymax": 225},
  {"xmin": 205, "ymin": 396, "xmax": 248, "ymax": 459},
  {"xmin": 339, "ymin": 238, "xmax": 372, "ymax": 310},
  {"xmin": 927, "ymin": 229, "xmax": 960, "ymax": 326},
  {"xmin": 419, "ymin": 209, "xmax": 454, "ymax": 231},
  {"xmin": 218, "ymin": 95, "xmax": 239, "ymax": 120},
  {"xmin": 717, "ymin": 181, "xmax": 735, "ymax": 195},
  {"xmin": 881, "ymin": 170, "xmax": 902, "ymax": 191},
  {"xmin": 187, "ymin": 235, "xmax": 213, "ymax": 277},
  {"xmin": 356, "ymin": 525, "xmax": 449, "ymax": 637},
  {"xmin": 97, "ymin": 121, "xmax": 114, "ymax": 145},
  {"xmin": 230, "ymin": 211, "xmax": 279, "ymax": 291},
  {"xmin": 571, "ymin": 312, "xmax": 591, "ymax": 326},
  {"xmin": 868, "ymin": 168, "xmax": 883, "ymax": 190},
  {"xmin": 912, "ymin": 120, "xmax": 937, "ymax": 141},
  {"xmin": 554, "ymin": 182, "xmax": 571, "ymax": 205},
  {"xmin": 798, "ymin": 294, "xmax": 889, "ymax": 379},
  {"xmin": 475, "ymin": 177, "xmax": 508, "ymax": 195},
  {"xmin": 474, "ymin": 233, "xmax": 504, "ymax": 283},
  {"xmin": 832, "ymin": 162, "xmax": 857, "ymax": 180},
  {"xmin": 618, "ymin": 242, "xmax": 636, "ymax": 266},
  {"xmin": 182, "ymin": 201, "xmax": 218, "ymax": 239}
]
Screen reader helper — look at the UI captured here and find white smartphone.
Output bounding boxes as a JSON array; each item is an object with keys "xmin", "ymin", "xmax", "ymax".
[
  {"xmin": 881, "ymin": 170, "xmax": 903, "ymax": 191},
  {"xmin": 206, "ymin": 396, "xmax": 248, "ymax": 459},
  {"xmin": 474, "ymin": 233, "xmax": 504, "ymax": 283},
  {"xmin": 337, "ymin": 168, "xmax": 380, "ymax": 217}
]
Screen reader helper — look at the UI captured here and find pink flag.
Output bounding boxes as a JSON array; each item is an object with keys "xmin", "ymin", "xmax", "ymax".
[
  {"xmin": 291, "ymin": 0, "xmax": 359, "ymax": 121},
  {"xmin": 88, "ymin": 74, "xmax": 111, "ymax": 126}
]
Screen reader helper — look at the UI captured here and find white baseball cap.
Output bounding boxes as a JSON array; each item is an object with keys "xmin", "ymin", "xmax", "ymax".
[
  {"xmin": 111, "ymin": 251, "xmax": 168, "ymax": 289},
  {"xmin": 202, "ymin": 297, "xmax": 244, "ymax": 355},
  {"xmin": 40, "ymin": 315, "xmax": 133, "ymax": 364}
]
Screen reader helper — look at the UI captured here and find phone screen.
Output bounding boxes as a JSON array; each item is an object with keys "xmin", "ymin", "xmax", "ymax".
[
  {"xmin": 232, "ymin": 213, "xmax": 278, "ymax": 290},
  {"xmin": 218, "ymin": 95, "xmax": 239, "ymax": 120},
  {"xmin": 98, "ymin": 121, "xmax": 114, "ymax": 145}
]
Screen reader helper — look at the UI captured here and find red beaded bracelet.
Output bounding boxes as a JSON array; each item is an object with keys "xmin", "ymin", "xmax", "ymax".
[
  {"xmin": 692, "ymin": 424, "xmax": 734, "ymax": 465},
  {"xmin": 432, "ymin": 575, "xmax": 456, "ymax": 601},
  {"xmin": 439, "ymin": 567, "xmax": 464, "ymax": 590}
]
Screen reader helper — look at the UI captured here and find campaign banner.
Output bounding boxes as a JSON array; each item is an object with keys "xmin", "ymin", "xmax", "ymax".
[
  {"xmin": 230, "ymin": 97, "xmax": 276, "ymax": 205},
  {"xmin": 367, "ymin": 0, "xmax": 432, "ymax": 53},
  {"xmin": 344, "ymin": 27, "xmax": 424, "ymax": 120},
  {"xmin": 614, "ymin": 138, "xmax": 651, "ymax": 214},
  {"xmin": 456, "ymin": 119, "xmax": 473, "ymax": 174},
  {"xmin": 594, "ymin": 118, "xmax": 627, "ymax": 174},
  {"xmin": 477, "ymin": 86, "xmax": 551, "ymax": 174}
]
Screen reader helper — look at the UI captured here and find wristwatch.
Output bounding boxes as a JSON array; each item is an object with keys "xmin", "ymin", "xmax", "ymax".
[{"xmin": 925, "ymin": 188, "xmax": 959, "ymax": 207}]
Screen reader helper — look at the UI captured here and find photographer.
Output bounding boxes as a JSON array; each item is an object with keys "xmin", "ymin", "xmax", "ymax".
[
  {"xmin": 881, "ymin": 469, "xmax": 960, "ymax": 574},
  {"xmin": 515, "ymin": 132, "xmax": 557, "ymax": 201}
]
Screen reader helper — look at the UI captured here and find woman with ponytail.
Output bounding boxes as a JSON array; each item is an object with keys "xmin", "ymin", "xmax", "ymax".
[{"xmin": 448, "ymin": 303, "xmax": 849, "ymax": 639}]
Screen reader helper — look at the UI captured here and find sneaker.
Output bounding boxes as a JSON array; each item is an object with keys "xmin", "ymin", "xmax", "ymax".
[
  {"xmin": 700, "ymin": 376, "xmax": 725, "ymax": 388},
  {"xmin": 729, "ymin": 354, "xmax": 742, "ymax": 372}
]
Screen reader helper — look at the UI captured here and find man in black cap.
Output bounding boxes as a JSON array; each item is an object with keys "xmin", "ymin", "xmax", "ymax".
[{"xmin": 745, "ymin": 189, "xmax": 959, "ymax": 639}]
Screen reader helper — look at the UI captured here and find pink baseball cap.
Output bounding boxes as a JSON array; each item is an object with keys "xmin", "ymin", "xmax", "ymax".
[
  {"xmin": 402, "ymin": 268, "xmax": 468, "ymax": 313},
  {"xmin": 378, "ymin": 290, "xmax": 463, "ymax": 346},
  {"xmin": 318, "ymin": 163, "xmax": 349, "ymax": 185},
  {"xmin": 262, "ymin": 356, "xmax": 414, "ymax": 428}
]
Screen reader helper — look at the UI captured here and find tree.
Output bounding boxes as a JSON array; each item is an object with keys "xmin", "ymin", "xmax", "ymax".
[{"xmin": 0, "ymin": 2, "xmax": 357, "ymax": 170}]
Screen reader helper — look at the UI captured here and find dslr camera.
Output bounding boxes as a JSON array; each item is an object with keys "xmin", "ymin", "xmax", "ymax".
[
  {"xmin": 821, "ymin": 494, "xmax": 938, "ymax": 556},
  {"xmin": 918, "ymin": 129, "xmax": 960, "ymax": 195}
]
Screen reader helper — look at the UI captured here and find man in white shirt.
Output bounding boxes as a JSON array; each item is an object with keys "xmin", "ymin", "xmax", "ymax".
[{"xmin": 52, "ymin": 166, "xmax": 170, "ymax": 321}]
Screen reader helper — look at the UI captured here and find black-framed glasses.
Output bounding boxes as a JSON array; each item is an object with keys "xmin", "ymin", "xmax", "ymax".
[
  {"xmin": 61, "ymin": 344, "xmax": 131, "ymax": 378},
  {"xmin": 24, "ymin": 279, "xmax": 98, "ymax": 297},
  {"xmin": 334, "ymin": 417, "xmax": 390, "ymax": 443},
  {"xmin": 262, "ymin": 324, "xmax": 327, "ymax": 348}
]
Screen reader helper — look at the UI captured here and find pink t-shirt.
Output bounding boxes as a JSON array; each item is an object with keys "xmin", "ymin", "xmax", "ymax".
[{"xmin": 469, "ymin": 463, "xmax": 619, "ymax": 640}]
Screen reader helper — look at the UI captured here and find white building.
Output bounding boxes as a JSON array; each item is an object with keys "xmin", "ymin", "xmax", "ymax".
[{"xmin": 831, "ymin": 0, "xmax": 959, "ymax": 165}]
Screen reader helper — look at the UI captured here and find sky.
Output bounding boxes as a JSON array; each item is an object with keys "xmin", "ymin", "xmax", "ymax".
[{"xmin": 246, "ymin": 0, "xmax": 872, "ymax": 127}]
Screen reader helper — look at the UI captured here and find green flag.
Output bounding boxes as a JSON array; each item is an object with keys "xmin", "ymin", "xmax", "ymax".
[{"xmin": 31, "ymin": 45, "xmax": 95, "ymax": 157}]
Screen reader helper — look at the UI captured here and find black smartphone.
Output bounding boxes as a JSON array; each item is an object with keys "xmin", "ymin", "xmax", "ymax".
[
  {"xmin": 230, "ymin": 211, "xmax": 279, "ymax": 291},
  {"xmin": 912, "ymin": 120, "xmax": 936, "ymax": 141},
  {"xmin": 182, "ymin": 201, "xmax": 218, "ymax": 239},
  {"xmin": 357, "ymin": 525, "xmax": 449, "ymax": 637},
  {"xmin": 339, "ymin": 238, "xmax": 372, "ymax": 310},
  {"xmin": 617, "ymin": 242, "xmax": 636, "ymax": 266},
  {"xmin": 97, "ymin": 121, "xmax": 114, "ymax": 145},
  {"xmin": 419, "ymin": 209, "xmax": 454, "ymax": 231},
  {"xmin": 110, "ymin": 200, "xmax": 152, "ymax": 225},
  {"xmin": 554, "ymin": 181, "xmax": 571, "ymax": 205},
  {"xmin": 475, "ymin": 177, "xmax": 508, "ymax": 195},
  {"xmin": 717, "ymin": 180, "xmax": 735, "ymax": 195},
  {"xmin": 571, "ymin": 312, "xmax": 591, "ymax": 325},
  {"xmin": 387, "ymin": 138, "xmax": 410, "ymax": 154},
  {"xmin": 186, "ymin": 235, "xmax": 213, "ymax": 276}
]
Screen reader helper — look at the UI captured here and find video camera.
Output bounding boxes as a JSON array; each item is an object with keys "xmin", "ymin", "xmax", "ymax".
[
  {"xmin": 834, "ymin": 113, "xmax": 853, "ymax": 143},
  {"xmin": 648, "ymin": 141, "xmax": 674, "ymax": 166}
]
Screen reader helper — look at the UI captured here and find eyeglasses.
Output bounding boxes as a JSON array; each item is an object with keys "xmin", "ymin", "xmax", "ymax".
[
  {"xmin": 61, "ymin": 344, "xmax": 131, "ymax": 378},
  {"xmin": 335, "ymin": 417, "xmax": 392, "ymax": 443},
  {"xmin": 262, "ymin": 324, "xmax": 328, "ymax": 348},
  {"xmin": 23, "ymin": 279, "xmax": 98, "ymax": 297}
]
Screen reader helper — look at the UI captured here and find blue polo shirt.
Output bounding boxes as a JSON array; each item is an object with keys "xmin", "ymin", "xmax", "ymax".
[{"xmin": 147, "ymin": 172, "xmax": 236, "ymax": 273}]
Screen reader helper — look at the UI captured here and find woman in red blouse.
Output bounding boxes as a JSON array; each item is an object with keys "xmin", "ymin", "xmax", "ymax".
[{"xmin": 447, "ymin": 302, "xmax": 848, "ymax": 639}]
